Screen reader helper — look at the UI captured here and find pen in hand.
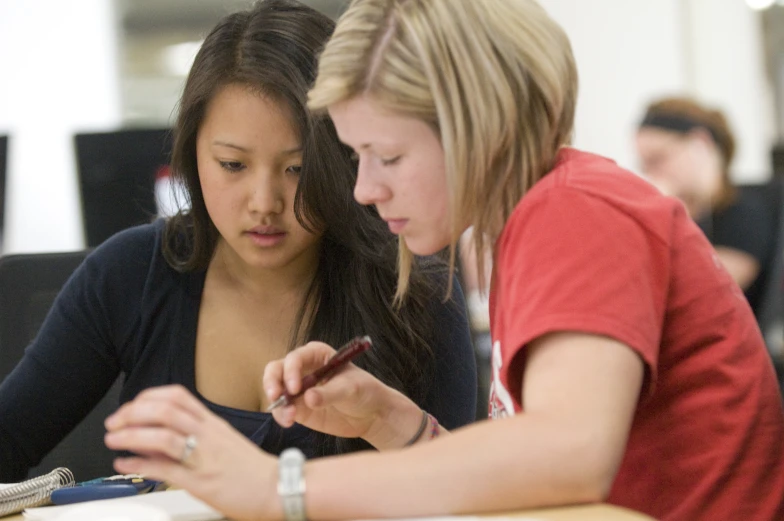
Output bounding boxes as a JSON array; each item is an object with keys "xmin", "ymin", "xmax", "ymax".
[{"xmin": 266, "ymin": 335, "xmax": 373, "ymax": 412}]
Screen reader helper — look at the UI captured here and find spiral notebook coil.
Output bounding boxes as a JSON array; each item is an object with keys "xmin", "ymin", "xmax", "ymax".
[{"xmin": 0, "ymin": 467, "xmax": 75, "ymax": 516}]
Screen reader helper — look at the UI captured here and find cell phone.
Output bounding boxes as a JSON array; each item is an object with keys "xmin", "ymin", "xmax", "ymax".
[{"xmin": 50, "ymin": 475, "xmax": 163, "ymax": 505}]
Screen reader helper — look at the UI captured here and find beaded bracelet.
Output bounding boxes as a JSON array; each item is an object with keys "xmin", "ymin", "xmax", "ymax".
[{"xmin": 427, "ymin": 412, "xmax": 440, "ymax": 440}]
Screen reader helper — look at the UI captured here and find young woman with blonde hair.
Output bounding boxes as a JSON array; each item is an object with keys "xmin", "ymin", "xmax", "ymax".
[{"xmin": 105, "ymin": 1, "xmax": 784, "ymax": 520}]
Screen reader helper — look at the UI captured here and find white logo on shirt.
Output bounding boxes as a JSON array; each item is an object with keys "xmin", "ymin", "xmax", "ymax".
[{"xmin": 488, "ymin": 340, "xmax": 516, "ymax": 419}]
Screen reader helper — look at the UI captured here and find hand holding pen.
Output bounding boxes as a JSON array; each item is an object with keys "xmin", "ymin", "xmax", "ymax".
[
  {"xmin": 266, "ymin": 336, "xmax": 373, "ymax": 411},
  {"xmin": 263, "ymin": 336, "xmax": 436, "ymax": 449}
]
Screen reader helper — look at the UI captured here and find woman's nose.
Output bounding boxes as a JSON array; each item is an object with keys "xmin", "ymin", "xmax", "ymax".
[
  {"xmin": 353, "ymin": 159, "xmax": 391, "ymax": 206},
  {"xmin": 248, "ymin": 173, "xmax": 285, "ymax": 215}
]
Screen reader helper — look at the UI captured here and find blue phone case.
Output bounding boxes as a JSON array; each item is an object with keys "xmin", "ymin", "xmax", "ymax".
[
  {"xmin": 50, "ymin": 484, "xmax": 139, "ymax": 505},
  {"xmin": 50, "ymin": 476, "xmax": 163, "ymax": 505}
]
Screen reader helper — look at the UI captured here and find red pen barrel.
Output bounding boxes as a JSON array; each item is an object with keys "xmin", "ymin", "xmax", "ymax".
[
  {"xmin": 308, "ymin": 336, "xmax": 372, "ymax": 381},
  {"xmin": 274, "ymin": 336, "xmax": 372, "ymax": 408}
]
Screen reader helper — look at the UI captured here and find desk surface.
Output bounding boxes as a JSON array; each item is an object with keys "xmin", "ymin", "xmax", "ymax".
[
  {"xmin": 499, "ymin": 504, "xmax": 655, "ymax": 520},
  {"xmin": 3, "ymin": 503, "xmax": 655, "ymax": 520}
]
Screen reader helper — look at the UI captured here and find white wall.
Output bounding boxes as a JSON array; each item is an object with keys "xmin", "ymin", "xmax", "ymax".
[
  {"xmin": 687, "ymin": 0, "xmax": 775, "ymax": 182},
  {"xmin": 539, "ymin": 0, "xmax": 687, "ymax": 173},
  {"xmin": 0, "ymin": 0, "xmax": 776, "ymax": 253},
  {"xmin": 539, "ymin": 0, "xmax": 774, "ymax": 183},
  {"xmin": 0, "ymin": 0, "xmax": 122, "ymax": 254}
]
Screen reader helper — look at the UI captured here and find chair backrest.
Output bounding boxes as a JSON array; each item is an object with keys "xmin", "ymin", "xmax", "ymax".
[
  {"xmin": 0, "ymin": 251, "xmax": 121, "ymax": 480},
  {"xmin": 738, "ymin": 180, "xmax": 784, "ymax": 365},
  {"xmin": 0, "ymin": 135, "xmax": 7, "ymax": 241},
  {"xmin": 74, "ymin": 128, "xmax": 171, "ymax": 247}
]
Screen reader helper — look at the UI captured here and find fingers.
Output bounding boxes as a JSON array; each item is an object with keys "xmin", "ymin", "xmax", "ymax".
[
  {"xmin": 264, "ymin": 359, "xmax": 300, "ymax": 427},
  {"xmin": 263, "ymin": 341, "xmax": 336, "ymax": 399},
  {"xmin": 283, "ymin": 342, "xmax": 336, "ymax": 394},
  {"xmin": 113, "ymin": 455, "xmax": 190, "ymax": 487},
  {"xmin": 262, "ymin": 360, "xmax": 285, "ymax": 405},
  {"xmin": 272, "ymin": 404, "xmax": 298, "ymax": 428},
  {"xmin": 105, "ymin": 387, "xmax": 202, "ymax": 436},
  {"xmin": 271, "ymin": 368, "xmax": 369, "ymax": 430},
  {"xmin": 105, "ymin": 427, "xmax": 194, "ymax": 464},
  {"xmin": 135, "ymin": 385, "xmax": 209, "ymax": 419},
  {"xmin": 301, "ymin": 370, "xmax": 360, "ymax": 409}
]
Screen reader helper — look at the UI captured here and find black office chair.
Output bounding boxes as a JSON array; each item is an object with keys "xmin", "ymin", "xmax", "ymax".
[
  {"xmin": 0, "ymin": 135, "xmax": 7, "ymax": 241},
  {"xmin": 738, "ymin": 180, "xmax": 784, "ymax": 392},
  {"xmin": 0, "ymin": 251, "xmax": 122, "ymax": 480},
  {"xmin": 74, "ymin": 128, "xmax": 171, "ymax": 247}
]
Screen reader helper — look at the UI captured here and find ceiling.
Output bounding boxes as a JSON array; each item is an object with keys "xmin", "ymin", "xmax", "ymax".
[
  {"xmin": 116, "ymin": 0, "xmax": 350, "ymax": 124},
  {"xmin": 119, "ymin": 0, "xmax": 349, "ymax": 35}
]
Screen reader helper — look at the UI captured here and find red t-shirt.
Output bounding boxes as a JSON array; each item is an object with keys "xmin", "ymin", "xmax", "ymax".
[{"xmin": 488, "ymin": 148, "xmax": 784, "ymax": 520}]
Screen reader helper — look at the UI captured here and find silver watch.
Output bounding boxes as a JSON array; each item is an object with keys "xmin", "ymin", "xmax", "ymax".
[{"xmin": 278, "ymin": 448, "xmax": 306, "ymax": 521}]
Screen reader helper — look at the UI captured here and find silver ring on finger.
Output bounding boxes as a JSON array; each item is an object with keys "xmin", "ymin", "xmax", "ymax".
[{"xmin": 180, "ymin": 434, "xmax": 198, "ymax": 466}]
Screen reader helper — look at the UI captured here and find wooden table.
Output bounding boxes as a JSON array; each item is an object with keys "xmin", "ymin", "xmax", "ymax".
[
  {"xmin": 499, "ymin": 504, "xmax": 655, "ymax": 520},
  {"xmin": 3, "ymin": 503, "xmax": 655, "ymax": 520}
]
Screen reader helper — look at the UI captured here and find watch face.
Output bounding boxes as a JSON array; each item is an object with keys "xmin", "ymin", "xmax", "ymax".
[
  {"xmin": 282, "ymin": 447, "xmax": 306, "ymax": 463},
  {"xmin": 279, "ymin": 448, "xmax": 307, "ymax": 521}
]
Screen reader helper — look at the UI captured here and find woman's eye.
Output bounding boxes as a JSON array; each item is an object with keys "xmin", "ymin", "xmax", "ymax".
[
  {"xmin": 219, "ymin": 160, "xmax": 245, "ymax": 172},
  {"xmin": 286, "ymin": 165, "xmax": 303, "ymax": 175},
  {"xmin": 381, "ymin": 156, "xmax": 401, "ymax": 166}
]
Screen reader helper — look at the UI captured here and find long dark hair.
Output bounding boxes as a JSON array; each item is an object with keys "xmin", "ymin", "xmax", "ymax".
[{"xmin": 163, "ymin": 0, "xmax": 441, "ymax": 455}]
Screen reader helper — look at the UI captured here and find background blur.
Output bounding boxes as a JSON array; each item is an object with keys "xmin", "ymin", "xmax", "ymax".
[{"xmin": 1, "ymin": 0, "xmax": 784, "ymax": 253}]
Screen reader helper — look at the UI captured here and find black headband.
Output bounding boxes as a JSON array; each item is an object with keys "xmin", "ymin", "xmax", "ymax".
[{"xmin": 639, "ymin": 113, "xmax": 721, "ymax": 146}]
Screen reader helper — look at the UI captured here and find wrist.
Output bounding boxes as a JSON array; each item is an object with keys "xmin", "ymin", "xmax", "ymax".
[
  {"xmin": 277, "ymin": 448, "xmax": 306, "ymax": 521},
  {"xmin": 361, "ymin": 389, "xmax": 423, "ymax": 450},
  {"xmin": 246, "ymin": 453, "xmax": 284, "ymax": 521}
]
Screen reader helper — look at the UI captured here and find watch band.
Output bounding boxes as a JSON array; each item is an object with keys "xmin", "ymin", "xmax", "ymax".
[{"xmin": 278, "ymin": 447, "xmax": 306, "ymax": 521}]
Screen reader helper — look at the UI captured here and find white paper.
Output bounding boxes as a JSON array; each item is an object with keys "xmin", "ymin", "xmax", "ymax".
[{"xmin": 23, "ymin": 489, "xmax": 225, "ymax": 521}]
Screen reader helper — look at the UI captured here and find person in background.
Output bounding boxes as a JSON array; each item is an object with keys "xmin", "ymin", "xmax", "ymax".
[
  {"xmin": 636, "ymin": 96, "xmax": 775, "ymax": 316},
  {"xmin": 105, "ymin": 1, "xmax": 784, "ymax": 520},
  {"xmin": 0, "ymin": 0, "xmax": 476, "ymax": 482}
]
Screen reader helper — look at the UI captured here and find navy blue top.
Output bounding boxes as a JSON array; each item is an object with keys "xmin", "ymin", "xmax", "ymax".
[{"xmin": 0, "ymin": 220, "xmax": 477, "ymax": 480}]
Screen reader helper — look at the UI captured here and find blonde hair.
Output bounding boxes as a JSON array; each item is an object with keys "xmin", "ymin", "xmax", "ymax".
[{"xmin": 309, "ymin": 0, "xmax": 578, "ymax": 300}]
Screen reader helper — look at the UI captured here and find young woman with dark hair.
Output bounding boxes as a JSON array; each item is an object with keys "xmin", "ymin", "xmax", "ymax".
[{"xmin": 0, "ymin": 0, "xmax": 477, "ymax": 481}]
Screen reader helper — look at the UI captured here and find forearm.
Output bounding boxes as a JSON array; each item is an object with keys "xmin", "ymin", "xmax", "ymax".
[
  {"xmin": 0, "ymin": 366, "xmax": 62, "ymax": 482},
  {"xmin": 714, "ymin": 247, "xmax": 759, "ymax": 290},
  {"xmin": 299, "ymin": 414, "xmax": 608, "ymax": 520}
]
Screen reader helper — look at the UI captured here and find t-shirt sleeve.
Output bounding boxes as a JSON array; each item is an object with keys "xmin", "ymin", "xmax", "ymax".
[
  {"xmin": 0, "ymin": 225, "xmax": 156, "ymax": 481},
  {"xmin": 711, "ymin": 193, "xmax": 773, "ymax": 266},
  {"xmin": 496, "ymin": 187, "xmax": 669, "ymax": 404},
  {"xmin": 419, "ymin": 274, "xmax": 477, "ymax": 430}
]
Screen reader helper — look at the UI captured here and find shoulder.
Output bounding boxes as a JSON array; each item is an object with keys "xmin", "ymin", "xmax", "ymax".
[
  {"xmin": 501, "ymin": 148, "xmax": 682, "ymax": 252},
  {"xmin": 528, "ymin": 148, "xmax": 664, "ymax": 209},
  {"xmin": 82, "ymin": 219, "xmax": 167, "ymax": 282},
  {"xmin": 88, "ymin": 219, "xmax": 163, "ymax": 259}
]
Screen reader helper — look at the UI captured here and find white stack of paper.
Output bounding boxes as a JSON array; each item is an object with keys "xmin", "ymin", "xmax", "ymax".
[{"xmin": 23, "ymin": 489, "xmax": 225, "ymax": 521}]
